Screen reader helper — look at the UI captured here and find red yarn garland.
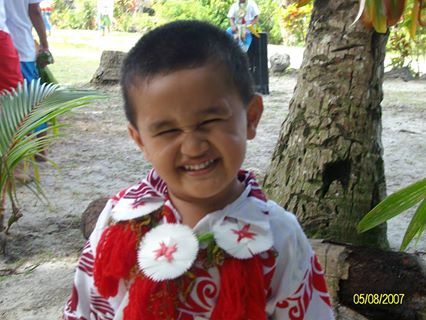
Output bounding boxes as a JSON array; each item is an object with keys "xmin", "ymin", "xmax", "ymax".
[
  {"xmin": 92, "ymin": 205, "xmax": 269, "ymax": 319},
  {"xmin": 124, "ymin": 276, "xmax": 179, "ymax": 320},
  {"xmin": 93, "ymin": 223, "xmax": 139, "ymax": 297},
  {"xmin": 211, "ymin": 255, "xmax": 267, "ymax": 320}
]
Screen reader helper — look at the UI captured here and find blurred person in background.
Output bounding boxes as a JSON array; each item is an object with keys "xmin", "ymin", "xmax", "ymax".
[
  {"xmin": 4, "ymin": 0, "xmax": 53, "ymax": 160},
  {"xmin": 40, "ymin": 0, "xmax": 53, "ymax": 35},
  {"xmin": 4, "ymin": 0, "xmax": 52, "ymax": 83},
  {"xmin": 227, "ymin": 0, "xmax": 260, "ymax": 52},
  {"xmin": 97, "ymin": 0, "xmax": 114, "ymax": 36}
]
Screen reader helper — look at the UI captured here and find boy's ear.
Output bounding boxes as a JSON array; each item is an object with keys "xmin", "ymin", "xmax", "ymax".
[
  {"xmin": 246, "ymin": 94, "xmax": 263, "ymax": 140},
  {"xmin": 128, "ymin": 123, "xmax": 150, "ymax": 161}
]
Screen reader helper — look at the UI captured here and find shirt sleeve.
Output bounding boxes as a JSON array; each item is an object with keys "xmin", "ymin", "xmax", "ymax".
[
  {"xmin": 63, "ymin": 199, "xmax": 119, "ymax": 320},
  {"xmin": 272, "ymin": 254, "xmax": 334, "ymax": 320},
  {"xmin": 63, "ymin": 241, "xmax": 115, "ymax": 319},
  {"xmin": 266, "ymin": 203, "xmax": 335, "ymax": 320},
  {"xmin": 227, "ymin": 3, "xmax": 237, "ymax": 19},
  {"xmin": 249, "ymin": 0, "xmax": 260, "ymax": 17}
]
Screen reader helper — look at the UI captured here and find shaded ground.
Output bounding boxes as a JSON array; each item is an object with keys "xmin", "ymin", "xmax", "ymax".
[{"xmin": 0, "ymin": 75, "xmax": 425, "ymax": 319}]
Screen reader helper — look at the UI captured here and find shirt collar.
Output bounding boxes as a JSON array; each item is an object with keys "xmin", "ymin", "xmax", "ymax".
[{"xmin": 111, "ymin": 168, "xmax": 269, "ymax": 229}]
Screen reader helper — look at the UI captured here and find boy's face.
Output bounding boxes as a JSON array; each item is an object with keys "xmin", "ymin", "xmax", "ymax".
[{"xmin": 127, "ymin": 63, "xmax": 263, "ymax": 210}]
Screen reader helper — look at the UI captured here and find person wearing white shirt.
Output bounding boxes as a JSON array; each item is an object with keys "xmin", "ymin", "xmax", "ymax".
[
  {"xmin": 4, "ymin": 0, "xmax": 51, "ymax": 82},
  {"xmin": 226, "ymin": 0, "xmax": 260, "ymax": 51}
]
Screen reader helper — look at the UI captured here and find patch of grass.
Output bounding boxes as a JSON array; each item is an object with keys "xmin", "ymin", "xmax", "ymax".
[
  {"xmin": 49, "ymin": 55, "xmax": 99, "ymax": 85},
  {"xmin": 46, "ymin": 29, "xmax": 141, "ymax": 85},
  {"xmin": 49, "ymin": 54, "xmax": 99, "ymax": 85}
]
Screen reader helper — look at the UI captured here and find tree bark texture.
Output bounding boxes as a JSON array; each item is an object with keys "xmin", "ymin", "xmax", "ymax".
[
  {"xmin": 91, "ymin": 50, "xmax": 126, "ymax": 84},
  {"xmin": 313, "ymin": 240, "xmax": 426, "ymax": 320},
  {"xmin": 263, "ymin": 0, "xmax": 389, "ymax": 247}
]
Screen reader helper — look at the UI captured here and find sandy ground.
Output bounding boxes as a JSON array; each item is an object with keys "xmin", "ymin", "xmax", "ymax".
[{"xmin": 0, "ymin": 74, "xmax": 425, "ymax": 319}]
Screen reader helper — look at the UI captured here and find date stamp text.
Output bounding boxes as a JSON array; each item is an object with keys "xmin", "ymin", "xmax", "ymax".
[{"xmin": 353, "ymin": 293, "xmax": 404, "ymax": 305}]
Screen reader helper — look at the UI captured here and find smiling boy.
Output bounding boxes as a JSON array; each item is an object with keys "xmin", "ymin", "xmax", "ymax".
[
  {"xmin": 64, "ymin": 21, "xmax": 334, "ymax": 320},
  {"xmin": 127, "ymin": 62, "xmax": 262, "ymax": 227}
]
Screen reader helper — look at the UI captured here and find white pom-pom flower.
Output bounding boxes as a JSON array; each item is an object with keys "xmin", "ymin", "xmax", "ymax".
[
  {"xmin": 111, "ymin": 197, "xmax": 163, "ymax": 221},
  {"xmin": 137, "ymin": 224, "xmax": 199, "ymax": 281},
  {"xmin": 212, "ymin": 219, "xmax": 273, "ymax": 259}
]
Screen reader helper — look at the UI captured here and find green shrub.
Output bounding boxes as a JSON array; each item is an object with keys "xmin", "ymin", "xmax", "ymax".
[
  {"xmin": 113, "ymin": 12, "xmax": 132, "ymax": 32},
  {"xmin": 114, "ymin": 12, "xmax": 158, "ymax": 33},
  {"xmin": 114, "ymin": 0, "xmax": 134, "ymax": 16},
  {"xmin": 51, "ymin": 0, "xmax": 96, "ymax": 30},
  {"xmin": 387, "ymin": 25, "xmax": 413, "ymax": 69},
  {"xmin": 50, "ymin": 0, "xmax": 285, "ymax": 44},
  {"xmin": 387, "ymin": 21, "xmax": 426, "ymax": 75},
  {"xmin": 202, "ymin": 0, "xmax": 234, "ymax": 30},
  {"xmin": 152, "ymin": 0, "xmax": 281, "ymax": 44},
  {"xmin": 80, "ymin": 0, "xmax": 96, "ymax": 29},
  {"xmin": 153, "ymin": 0, "xmax": 211, "ymax": 24},
  {"xmin": 277, "ymin": 3, "xmax": 312, "ymax": 46},
  {"xmin": 257, "ymin": 0, "xmax": 282, "ymax": 44}
]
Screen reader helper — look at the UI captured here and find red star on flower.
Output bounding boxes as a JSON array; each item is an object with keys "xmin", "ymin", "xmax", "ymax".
[
  {"xmin": 154, "ymin": 242, "xmax": 178, "ymax": 262},
  {"xmin": 232, "ymin": 224, "xmax": 256, "ymax": 242}
]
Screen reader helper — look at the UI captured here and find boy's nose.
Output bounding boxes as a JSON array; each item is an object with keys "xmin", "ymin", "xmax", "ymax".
[{"xmin": 180, "ymin": 131, "xmax": 209, "ymax": 157}]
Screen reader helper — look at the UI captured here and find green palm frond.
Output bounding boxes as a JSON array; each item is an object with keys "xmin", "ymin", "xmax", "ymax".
[
  {"xmin": 0, "ymin": 79, "xmax": 104, "ymax": 231},
  {"xmin": 358, "ymin": 178, "xmax": 426, "ymax": 250},
  {"xmin": 0, "ymin": 80, "xmax": 56, "ymax": 153}
]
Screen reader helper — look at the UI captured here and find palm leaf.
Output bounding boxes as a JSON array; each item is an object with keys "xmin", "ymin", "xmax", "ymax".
[
  {"xmin": 371, "ymin": 0, "xmax": 388, "ymax": 33},
  {"xmin": 0, "ymin": 79, "xmax": 104, "ymax": 230},
  {"xmin": 352, "ymin": 0, "xmax": 367, "ymax": 26},
  {"xmin": 400, "ymin": 198, "xmax": 426, "ymax": 250},
  {"xmin": 384, "ymin": 0, "xmax": 406, "ymax": 26},
  {"xmin": 295, "ymin": 0, "xmax": 311, "ymax": 7},
  {"xmin": 358, "ymin": 178, "xmax": 426, "ymax": 250},
  {"xmin": 0, "ymin": 80, "xmax": 56, "ymax": 155},
  {"xmin": 361, "ymin": 1, "xmax": 374, "ymax": 28}
]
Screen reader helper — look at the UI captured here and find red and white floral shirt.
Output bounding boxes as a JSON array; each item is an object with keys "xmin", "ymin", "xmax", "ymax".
[{"xmin": 64, "ymin": 169, "xmax": 334, "ymax": 320}]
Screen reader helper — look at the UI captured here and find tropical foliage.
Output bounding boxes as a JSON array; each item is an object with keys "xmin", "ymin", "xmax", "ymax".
[
  {"xmin": 278, "ymin": 3, "xmax": 312, "ymax": 46},
  {"xmin": 291, "ymin": 0, "xmax": 425, "ymax": 39},
  {"xmin": 358, "ymin": 179, "xmax": 426, "ymax": 250},
  {"xmin": 388, "ymin": 24, "xmax": 415, "ymax": 69},
  {"xmin": 386, "ymin": 17, "xmax": 426, "ymax": 72},
  {"xmin": 50, "ymin": 0, "xmax": 284, "ymax": 43},
  {"xmin": 51, "ymin": 0, "xmax": 96, "ymax": 30},
  {"xmin": 0, "ymin": 80, "xmax": 103, "ymax": 233}
]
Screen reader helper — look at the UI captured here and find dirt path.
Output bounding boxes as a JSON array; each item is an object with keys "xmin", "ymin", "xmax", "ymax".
[{"xmin": 0, "ymin": 76, "xmax": 425, "ymax": 319}]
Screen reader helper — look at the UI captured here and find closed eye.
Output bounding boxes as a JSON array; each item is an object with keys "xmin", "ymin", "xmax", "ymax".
[
  {"xmin": 200, "ymin": 118, "xmax": 222, "ymax": 126},
  {"xmin": 155, "ymin": 128, "xmax": 180, "ymax": 136}
]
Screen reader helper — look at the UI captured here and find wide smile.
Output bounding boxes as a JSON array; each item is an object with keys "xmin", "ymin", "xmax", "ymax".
[{"xmin": 180, "ymin": 159, "xmax": 218, "ymax": 175}]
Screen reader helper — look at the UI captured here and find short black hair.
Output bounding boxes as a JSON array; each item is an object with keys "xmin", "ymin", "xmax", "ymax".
[{"xmin": 121, "ymin": 20, "xmax": 254, "ymax": 128}]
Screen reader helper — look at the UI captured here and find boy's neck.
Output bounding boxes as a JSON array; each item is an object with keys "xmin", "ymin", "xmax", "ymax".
[{"xmin": 168, "ymin": 179, "xmax": 245, "ymax": 228}]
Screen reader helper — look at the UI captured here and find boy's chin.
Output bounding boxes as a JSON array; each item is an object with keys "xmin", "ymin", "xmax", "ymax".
[
  {"xmin": 171, "ymin": 188, "xmax": 225, "ymax": 202},
  {"xmin": 170, "ymin": 178, "xmax": 244, "ymax": 206}
]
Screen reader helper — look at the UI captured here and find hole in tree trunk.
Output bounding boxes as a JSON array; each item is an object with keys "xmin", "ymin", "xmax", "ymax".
[{"xmin": 320, "ymin": 159, "xmax": 351, "ymax": 197}]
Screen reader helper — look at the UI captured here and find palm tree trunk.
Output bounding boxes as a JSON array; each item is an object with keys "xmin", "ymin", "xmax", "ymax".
[{"xmin": 263, "ymin": 0, "xmax": 389, "ymax": 248}]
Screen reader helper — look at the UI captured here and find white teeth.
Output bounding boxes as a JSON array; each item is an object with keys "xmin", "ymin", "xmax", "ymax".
[{"xmin": 183, "ymin": 159, "xmax": 215, "ymax": 171}]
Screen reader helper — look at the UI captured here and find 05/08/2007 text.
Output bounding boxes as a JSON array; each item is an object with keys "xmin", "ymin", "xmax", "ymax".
[{"xmin": 353, "ymin": 293, "xmax": 404, "ymax": 305}]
